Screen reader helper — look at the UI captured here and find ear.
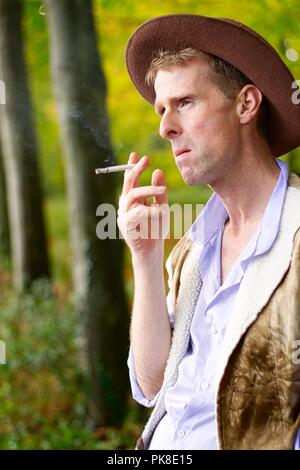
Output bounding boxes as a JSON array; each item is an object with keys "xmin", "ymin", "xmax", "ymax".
[{"xmin": 236, "ymin": 85, "xmax": 263, "ymax": 125}]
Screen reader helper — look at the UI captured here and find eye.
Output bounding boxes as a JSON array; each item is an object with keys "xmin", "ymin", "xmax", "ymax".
[
  {"xmin": 156, "ymin": 107, "xmax": 165, "ymax": 116},
  {"xmin": 179, "ymin": 98, "xmax": 193, "ymax": 108}
]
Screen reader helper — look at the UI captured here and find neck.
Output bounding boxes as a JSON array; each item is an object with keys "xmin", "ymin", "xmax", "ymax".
[{"xmin": 209, "ymin": 141, "xmax": 280, "ymax": 237}]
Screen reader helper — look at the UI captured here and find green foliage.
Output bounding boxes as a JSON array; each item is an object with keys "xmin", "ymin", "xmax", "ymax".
[{"xmin": 0, "ymin": 277, "xmax": 143, "ymax": 449}]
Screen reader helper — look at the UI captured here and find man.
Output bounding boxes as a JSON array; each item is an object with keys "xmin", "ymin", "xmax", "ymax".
[{"xmin": 117, "ymin": 14, "xmax": 300, "ymax": 449}]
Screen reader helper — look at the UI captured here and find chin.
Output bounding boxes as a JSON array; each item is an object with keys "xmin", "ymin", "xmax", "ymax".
[
  {"xmin": 179, "ymin": 167, "xmax": 205, "ymax": 185},
  {"xmin": 181, "ymin": 173, "xmax": 203, "ymax": 185},
  {"xmin": 177, "ymin": 156, "xmax": 209, "ymax": 184}
]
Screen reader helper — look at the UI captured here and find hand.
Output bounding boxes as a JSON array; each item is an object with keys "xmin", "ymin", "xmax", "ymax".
[{"xmin": 117, "ymin": 152, "xmax": 169, "ymax": 261}]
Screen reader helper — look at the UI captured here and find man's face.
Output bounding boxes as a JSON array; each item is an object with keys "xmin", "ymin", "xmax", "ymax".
[{"xmin": 154, "ymin": 57, "xmax": 240, "ymax": 185}]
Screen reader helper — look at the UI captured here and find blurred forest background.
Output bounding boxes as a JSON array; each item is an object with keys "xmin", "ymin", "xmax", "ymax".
[{"xmin": 0, "ymin": 0, "xmax": 299, "ymax": 450}]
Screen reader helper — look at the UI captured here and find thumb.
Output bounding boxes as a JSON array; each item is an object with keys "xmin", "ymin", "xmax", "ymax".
[{"xmin": 151, "ymin": 169, "xmax": 168, "ymax": 205}]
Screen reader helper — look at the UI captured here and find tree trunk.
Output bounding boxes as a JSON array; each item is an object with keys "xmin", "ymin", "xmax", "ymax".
[
  {"xmin": 0, "ymin": 0, "xmax": 50, "ymax": 289},
  {"xmin": 45, "ymin": 0, "xmax": 129, "ymax": 426},
  {"xmin": 0, "ymin": 138, "xmax": 10, "ymax": 259}
]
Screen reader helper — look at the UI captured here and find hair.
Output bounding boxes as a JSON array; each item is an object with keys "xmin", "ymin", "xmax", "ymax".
[{"xmin": 145, "ymin": 48, "xmax": 269, "ymax": 140}]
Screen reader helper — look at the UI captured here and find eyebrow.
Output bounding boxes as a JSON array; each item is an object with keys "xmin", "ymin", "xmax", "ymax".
[{"xmin": 154, "ymin": 94, "xmax": 195, "ymax": 114}]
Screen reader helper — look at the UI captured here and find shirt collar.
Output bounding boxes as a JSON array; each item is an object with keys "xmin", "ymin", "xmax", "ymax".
[
  {"xmin": 251, "ymin": 157, "xmax": 288, "ymax": 256},
  {"xmin": 189, "ymin": 192, "xmax": 228, "ymax": 247}
]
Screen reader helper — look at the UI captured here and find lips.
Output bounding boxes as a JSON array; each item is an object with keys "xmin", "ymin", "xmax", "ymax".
[{"xmin": 174, "ymin": 149, "xmax": 191, "ymax": 157}]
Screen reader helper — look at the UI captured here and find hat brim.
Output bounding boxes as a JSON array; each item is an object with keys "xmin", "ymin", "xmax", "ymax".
[{"xmin": 126, "ymin": 14, "xmax": 300, "ymax": 157}]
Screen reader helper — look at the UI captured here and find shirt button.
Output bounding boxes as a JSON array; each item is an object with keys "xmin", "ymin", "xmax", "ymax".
[
  {"xmin": 201, "ymin": 381, "xmax": 209, "ymax": 390},
  {"xmin": 178, "ymin": 430, "xmax": 185, "ymax": 439}
]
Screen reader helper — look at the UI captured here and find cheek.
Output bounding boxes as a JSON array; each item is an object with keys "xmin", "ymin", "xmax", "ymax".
[
  {"xmin": 185, "ymin": 103, "xmax": 237, "ymax": 145},
  {"xmin": 189, "ymin": 106, "xmax": 223, "ymax": 135},
  {"xmin": 195, "ymin": 110, "xmax": 236, "ymax": 144},
  {"xmin": 189, "ymin": 114, "xmax": 212, "ymax": 135},
  {"xmin": 191, "ymin": 118, "xmax": 222, "ymax": 142}
]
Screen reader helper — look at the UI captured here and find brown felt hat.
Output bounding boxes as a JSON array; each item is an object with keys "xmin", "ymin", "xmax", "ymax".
[{"xmin": 126, "ymin": 14, "xmax": 300, "ymax": 157}]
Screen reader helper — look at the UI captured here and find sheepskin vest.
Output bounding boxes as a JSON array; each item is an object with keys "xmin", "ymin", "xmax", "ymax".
[{"xmin": 136, "ymin": 172, "xmax": 300, "ymax": 450}]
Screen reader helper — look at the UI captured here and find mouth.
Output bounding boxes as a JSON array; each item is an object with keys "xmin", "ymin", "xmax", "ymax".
[{"xmin": 174, "ymin": 149, "xmax": 191, "ymax": 158}]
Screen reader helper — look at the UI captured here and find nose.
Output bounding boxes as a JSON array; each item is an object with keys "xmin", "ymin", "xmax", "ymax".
[{"xmin": 159, "ymin": 111, "xmax": 182, "ymax": 140}]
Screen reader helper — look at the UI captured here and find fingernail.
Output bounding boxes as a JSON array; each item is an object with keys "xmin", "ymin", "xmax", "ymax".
[{"xmin": 156, "ymin": 186, "xmax": 166, "ymax": 193}]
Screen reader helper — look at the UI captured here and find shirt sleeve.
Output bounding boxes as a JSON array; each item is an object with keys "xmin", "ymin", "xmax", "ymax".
[
  {"xmin": 127, "ymin": 347, "xmax": 159, "ymax": 408},
  {"xmin": 127, "ymin": 289, "xmax": 175, "ymax": 407}
]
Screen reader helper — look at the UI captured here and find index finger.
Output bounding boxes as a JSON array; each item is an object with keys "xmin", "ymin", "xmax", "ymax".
[{"xmin": 121, "ymin": 152, "xmax": 151, "ymax": 196}]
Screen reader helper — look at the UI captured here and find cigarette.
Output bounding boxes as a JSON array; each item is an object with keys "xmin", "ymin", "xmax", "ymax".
[{"xmin": 95, "ymin": 163, "xmax": 136, "ymax": 174}]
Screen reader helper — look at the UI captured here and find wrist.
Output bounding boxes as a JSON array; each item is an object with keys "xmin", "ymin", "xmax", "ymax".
[{"xmin": 131, "ymin": 250, "xmax": 164, "ymax": 270}]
